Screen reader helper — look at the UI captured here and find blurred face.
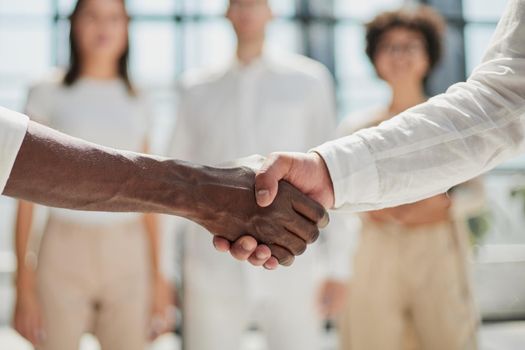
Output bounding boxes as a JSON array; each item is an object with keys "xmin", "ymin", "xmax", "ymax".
[
  {"xmin": 373, "ymin": 27, "xmax": 430, "ymax": 86},
  {"xmin": 227, "ymin": 0, "xmax": 272, "ymax": 42},
  {"xmin": 73, "ymin": 0, "xmax": 129, "ymax": 63}
]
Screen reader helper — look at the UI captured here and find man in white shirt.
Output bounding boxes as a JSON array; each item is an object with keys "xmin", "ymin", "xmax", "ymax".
[
  {"xmin": 0, "ymin": 106, "xmax": 327, "ymax": 269},
  {"xmin": 216, "ymin": 0, "xmax": 525, "ymax": 267},
  {"xmin": 168, "ymin": 0, "xmax": 351, "ymax": 348}
]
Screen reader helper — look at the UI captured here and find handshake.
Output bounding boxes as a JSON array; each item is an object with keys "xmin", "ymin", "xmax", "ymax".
[
  {"xmin": 5, "ymin": 121, "xmax": 335, "ymax": 270},
  {"xmin": 191, "ymin": 153, "xmax": 335, "ymax": 270}
]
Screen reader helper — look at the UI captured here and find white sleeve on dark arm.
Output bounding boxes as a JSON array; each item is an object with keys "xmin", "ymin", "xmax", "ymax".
[
  {"xmin": 0, "ymin": 106, "xmax": 29, "ymax": 193},
  {"xmin": 314, "ymin": 0, "xmax": 525, "ymax": 212}
]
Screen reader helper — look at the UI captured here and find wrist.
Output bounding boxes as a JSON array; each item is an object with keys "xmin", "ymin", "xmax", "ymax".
[
  {"xmin": 127, "ymin": 156, "xmax": 207, "ymax": 218},
  {"xmin": 129, "ymin": 157, "xmax": 250, "ymax": 233},
  {"xmin": 310, "ymin": 152, "xmax": 335, "ymax": 209},
  {"xmin": 15, "ymin": 271, "xmax": 37, "ymax": 294},
  {"xmin": 130, "ymin": 155, "xmax": 257, "ymax": 237}
]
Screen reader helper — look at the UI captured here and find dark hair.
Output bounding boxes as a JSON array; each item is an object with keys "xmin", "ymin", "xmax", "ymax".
[
  {"xmin": 365, "ymin": 6, "xmax": 445, "ymax": 76},
  {"xmin": 63, "ymin": 0, "xmax": 134, "ymax": 94}
]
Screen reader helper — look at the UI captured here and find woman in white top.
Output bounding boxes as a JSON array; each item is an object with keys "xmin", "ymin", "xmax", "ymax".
[
  {"xmin": 12, "ymin": 1, "xmax": 173, "ymax": 349},
  {"xmin": 337, "ymin": 7, "xmax": 484, "ymax": 350}
]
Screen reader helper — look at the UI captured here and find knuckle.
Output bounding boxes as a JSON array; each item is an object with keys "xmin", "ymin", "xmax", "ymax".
[{"xmin": 255, "ymin": 170, "xmax": 268, "ymax": 181}]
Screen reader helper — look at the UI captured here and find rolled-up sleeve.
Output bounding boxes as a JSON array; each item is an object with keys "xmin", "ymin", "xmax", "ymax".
[
  {"xmin": 0, "ymin": 106, "xmax": 29, "ymax": 193},
  {"xmin": 314, "ymin": 0, "xmax": 525, "ymax": 212}
]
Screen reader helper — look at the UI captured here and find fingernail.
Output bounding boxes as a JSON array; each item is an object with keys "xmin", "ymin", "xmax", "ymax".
[
  {"xmin": 257, "ymin": 189, "xmax": 270, "ymax": 199},
  {"xmin": 241, "ymin": 240, "xmax": 252, "ymax": 252},
  {"xmin": 213, "ymin": 239, "xmax": 228, "ymax": 252},
  {"xmin": 256, "ymin": 250, "xmax": 268, "ymax": 260},
  {"xmin": 318, "ymin": 212, "xmax": 330, "ymax": 228}
]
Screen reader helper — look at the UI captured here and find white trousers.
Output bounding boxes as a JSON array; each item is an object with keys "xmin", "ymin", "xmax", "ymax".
[
  {"xmin": 36, "ymin": 218, "xmax": 151, "ymax": 350},
  {"xmin": 182, "ymin": 224, "xmax": 324, "ymax": 350}
]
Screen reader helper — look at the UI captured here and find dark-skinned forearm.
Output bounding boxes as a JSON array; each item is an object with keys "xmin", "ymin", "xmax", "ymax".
[
  {"xmin": 3, "ymin": 121, "xmax": 208, "ymax": 220},
  {"xmin": 3, "ymin": 122, "xmax": 326, "ymax": 266}
]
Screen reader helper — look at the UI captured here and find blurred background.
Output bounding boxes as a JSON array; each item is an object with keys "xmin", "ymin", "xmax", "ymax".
[{"xmin": 1, "ymin": 0, "xmax": 525, "ymax": 349}]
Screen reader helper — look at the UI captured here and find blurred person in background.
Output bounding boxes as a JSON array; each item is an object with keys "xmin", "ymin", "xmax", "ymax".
[
  {"xmin": 12, "ymin": 0, "xmax": 174, "ymax": 349},
  {"xmin": 336, "ymin": 7, "xmax": 484, "ymax": 350},
  {"xmin": 168, "ymin": 0, "xmax": 352, "ymax": 349}
]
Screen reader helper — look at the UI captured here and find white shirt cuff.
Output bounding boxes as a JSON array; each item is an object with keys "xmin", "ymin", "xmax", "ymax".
[
  {"xmin": 0, "ymin": 107, "xmax": 29, "ymax": 193},
  {"xmin": 311, "ymin": 135, "xmax": 380, "ymax": 211}
]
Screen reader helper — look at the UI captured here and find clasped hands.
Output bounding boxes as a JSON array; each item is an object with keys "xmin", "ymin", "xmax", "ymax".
[{"xmin": 195, "ymin": 152, "xmax": 334, "ymax": 270}]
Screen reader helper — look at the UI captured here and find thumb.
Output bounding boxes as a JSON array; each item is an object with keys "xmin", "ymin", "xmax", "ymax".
[{"xmin": 255, "ymin": 154, "xmax": 291, "ymax": 207}]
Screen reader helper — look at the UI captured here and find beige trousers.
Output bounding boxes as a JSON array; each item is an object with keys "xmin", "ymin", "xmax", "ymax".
[
  {"xmin": 36, "ymin": 218, "xmax": 151, "ymax": 350},
  {"xmin": 340, "ymin": 220, "xmax": 478, "ymax": 350}
]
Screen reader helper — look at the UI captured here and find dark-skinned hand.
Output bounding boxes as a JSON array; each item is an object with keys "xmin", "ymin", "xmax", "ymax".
[{"xmin": 193, "ymin": 164, "xmax": 329, "ymax": 266}]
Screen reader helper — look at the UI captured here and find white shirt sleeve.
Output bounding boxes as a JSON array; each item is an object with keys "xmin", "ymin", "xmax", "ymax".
[
  {"xmin": 0, "ymin": 106, "xmax": 29, "ymax": 193},
  {"xmin": 314, "ymin": 0, "xmax": 525, "ymax": 212}
]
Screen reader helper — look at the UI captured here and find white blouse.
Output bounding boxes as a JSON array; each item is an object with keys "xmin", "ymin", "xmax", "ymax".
[{"xmin": 25, "ymin": 74, "xmax": 151, "ymax": 225}]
